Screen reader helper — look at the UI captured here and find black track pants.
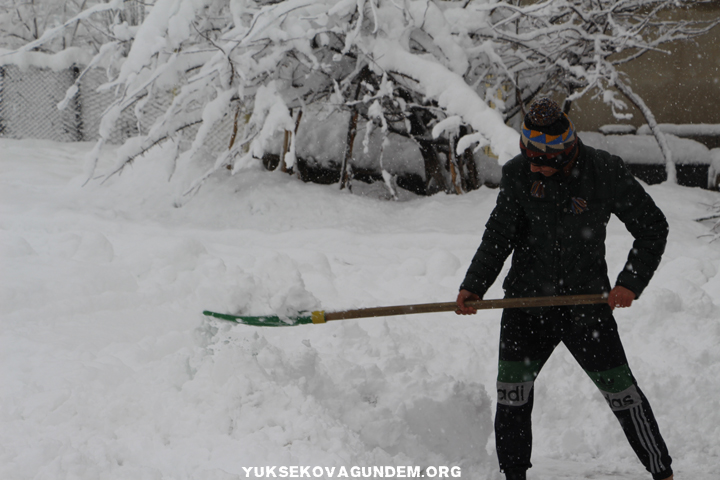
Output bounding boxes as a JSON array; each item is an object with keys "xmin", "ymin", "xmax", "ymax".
[{"xmin": 495, "ymin": 306, "xmax": 672, "ymax": 480}]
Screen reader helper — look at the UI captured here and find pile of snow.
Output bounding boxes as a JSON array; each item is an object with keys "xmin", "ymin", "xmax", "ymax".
[
  {"xmin": 1, "ymin": 137, "xmax": 719, "ymax": 479},
  {"xmin": 0, "ymin": 47, "xmax": 94, "ymax": 71},
  {"xmin": 285, "ymin": 108, "xmax": 426, "ymax": 178},
  {"xmin": 637, "ymin": 124, "xmax": 720, "ymax": 137},
  {"xmin": 581, "ymin": 131, "xmax": 712, "ymax": 165},
  {"xmin": 598, "ymin": 124, "xmax": 637, "ymax": 135}
]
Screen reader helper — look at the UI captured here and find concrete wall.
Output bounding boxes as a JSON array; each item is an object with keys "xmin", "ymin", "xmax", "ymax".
[{"xmin": 571, "ymin": 2, "xmax": 720, "ymax": 132}]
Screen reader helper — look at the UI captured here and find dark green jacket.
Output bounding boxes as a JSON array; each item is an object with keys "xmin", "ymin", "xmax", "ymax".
[{"xmin": 460, "ymin": 141, "xmax": 668, "ymax": 310}]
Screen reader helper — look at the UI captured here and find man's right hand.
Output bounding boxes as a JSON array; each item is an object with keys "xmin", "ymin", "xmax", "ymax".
[{"xmin": 456, "ymin": 289, "xmax": 481, "ymax": 315}]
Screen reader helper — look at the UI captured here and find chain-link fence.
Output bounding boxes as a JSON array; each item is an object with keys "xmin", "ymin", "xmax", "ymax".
[
  {"xmin": 0, "ymin": 64, "xmax": 158, "ymax": 144},
  {"xmin": 0, "ymin": 65, "xmax": 82, "ymax": 142},
  {"xmin": 0, "ymin": 64, "xmax": 234, "ymax": 152}
]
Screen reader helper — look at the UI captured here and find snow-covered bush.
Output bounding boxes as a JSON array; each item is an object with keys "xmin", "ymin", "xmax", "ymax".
[{"xmin": 4, "ymin": 0, "xmax": 718, "ymax": 201}]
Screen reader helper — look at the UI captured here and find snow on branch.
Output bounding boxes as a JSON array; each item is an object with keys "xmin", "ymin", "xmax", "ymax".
[{"xmin": 370, "ymin": 37, "xmax": 517, "ymax": 162}]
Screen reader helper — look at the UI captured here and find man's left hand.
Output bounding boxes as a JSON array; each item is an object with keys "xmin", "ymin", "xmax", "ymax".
[{"xmin": 608, "ymin": 285, "xmax": 636, "ymax": 310}]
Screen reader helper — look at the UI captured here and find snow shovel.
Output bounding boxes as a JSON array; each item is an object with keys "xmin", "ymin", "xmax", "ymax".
[{"xmin": 202, "ymin": 293, "xmax": 608, "ymax": 327}]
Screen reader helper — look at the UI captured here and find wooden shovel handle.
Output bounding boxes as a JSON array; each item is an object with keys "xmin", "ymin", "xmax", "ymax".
[{"xmin": 323, "ymin": 294, "xmax": 608, "ymax": 322}]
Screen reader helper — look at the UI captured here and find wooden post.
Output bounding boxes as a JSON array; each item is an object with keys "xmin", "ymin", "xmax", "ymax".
[
  {"xmin": 340, "ymin": 109, "xmax": 358, "ymax": 190},
  {"xmin": 447, "ymin": 135, "xmax": 463, "ymax": 194},
  {"xmin": 292, "ymin": 109, "xmax": 303, "ymax": 180}
]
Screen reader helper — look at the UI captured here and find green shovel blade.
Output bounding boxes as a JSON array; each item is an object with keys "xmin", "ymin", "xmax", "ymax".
[{"xmin": 202, "ymin": 310, "xmax": 318, "ymax": 327}]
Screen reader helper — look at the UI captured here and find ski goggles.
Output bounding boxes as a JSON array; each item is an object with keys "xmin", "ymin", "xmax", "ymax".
[{"xmin": 521, "ymin": 142, "xmax": 577, "ymax": 170}]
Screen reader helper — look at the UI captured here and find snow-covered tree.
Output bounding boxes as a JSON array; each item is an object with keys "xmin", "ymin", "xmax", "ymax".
[
  {"xmin": 74, "ymin": 0, "xmax": 522, "ymax": 200},
  {"xmin": 0, "ymin": 0, "xmax": 144, "ymax": 54},
  {"xmin": 6, "ymin": 0, "xmax": 718, "ymax": 200}
]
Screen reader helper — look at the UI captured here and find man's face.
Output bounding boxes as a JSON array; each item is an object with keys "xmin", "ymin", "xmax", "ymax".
[{"xmin": 530, "ymin": 163, "xmax": 559, "ymax": 176}]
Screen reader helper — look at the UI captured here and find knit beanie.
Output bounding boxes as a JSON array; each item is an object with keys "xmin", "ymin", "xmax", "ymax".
[{"xmin": 520, "ymin": 98, "xmax": 577, "ymax": 168}]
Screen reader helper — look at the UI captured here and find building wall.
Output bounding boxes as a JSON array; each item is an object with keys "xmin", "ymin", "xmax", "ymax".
[{"xmin": 571, "ymin": 2, "xmax": 720, "ymax": 132}]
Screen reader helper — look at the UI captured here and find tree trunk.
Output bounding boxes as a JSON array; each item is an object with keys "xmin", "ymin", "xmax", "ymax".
[
  {"xmin": 340, "ymin": 109, "xmax": 358, "ymax": 190},
  {"xmin": 228, "ymin": 104, "xmax": 241, "ymax": 151},
  {"xmin": 615, "ymin": 79, "xmax": 676, "ymax": 184},
  {"xmin": 458, "ymin": 126, "xmax": 480, "ymax": 191},
  {"xmin": 447, "ymin": 135, "xmax": 463, "ymax": 194},
  {"xmin": 417, "ymin": 137, "xmax": 446, "ymax": 195},
  {"xmin": 280, "ymin": 129, "xmax": 290, "ymax": 173},
  {"xmin": 292, "ymin": 109, "xmax": 303, "ymax": 180},
  {"xmin": 339, "ymin": 67, "xmax": 371, "ymax": 191},
  {"xmin": 407, "ymin": 109, "xmax": 447, "ymax": 195}
]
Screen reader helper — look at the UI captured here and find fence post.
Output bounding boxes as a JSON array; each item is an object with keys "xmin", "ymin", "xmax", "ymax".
[
  {"xmin": 0, "ymin": 66, "xmax": 5, "ymax": 137},
  {"xmin": 71, "ymin": 64, "xmax": 84, "ymax": 141}
]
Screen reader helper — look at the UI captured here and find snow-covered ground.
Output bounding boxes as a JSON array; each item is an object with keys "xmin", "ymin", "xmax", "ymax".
[{"xmin": 1, "ymin": 137, "xmax": 719, "ymax": 479}]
